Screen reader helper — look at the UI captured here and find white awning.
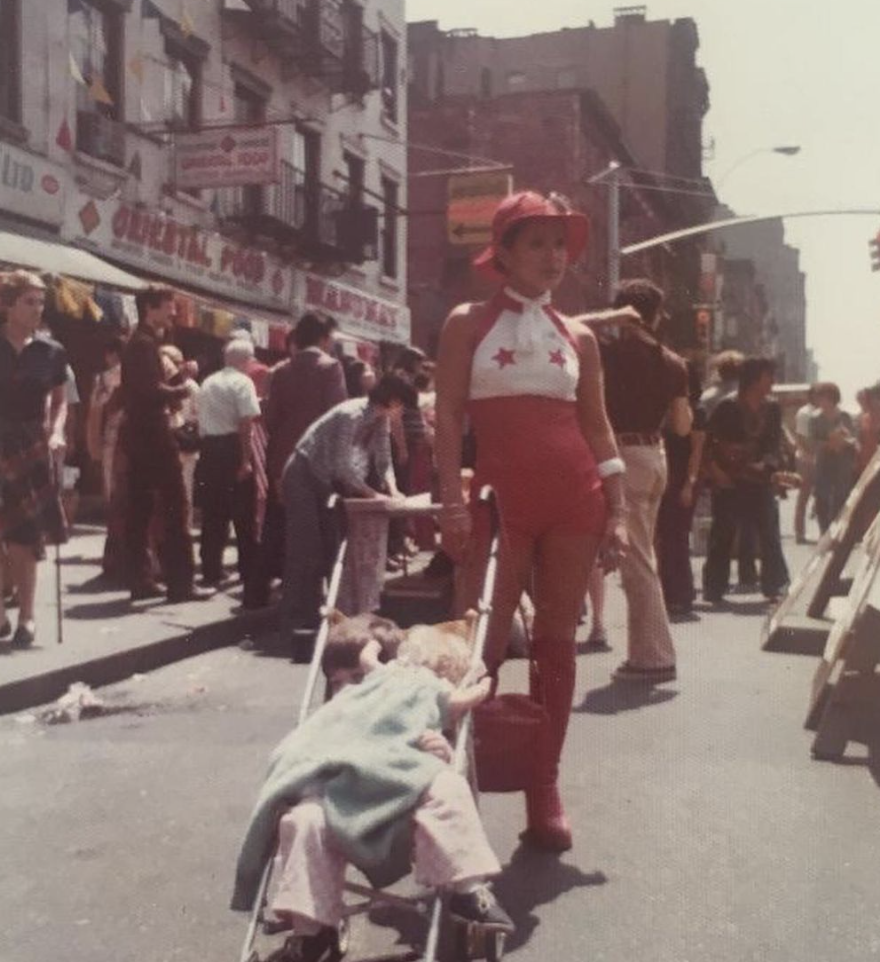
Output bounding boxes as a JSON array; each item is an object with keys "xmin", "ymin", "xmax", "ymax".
[{"xmin": 0, "ymin": 231, "xmax": 148, "ymax": 291}]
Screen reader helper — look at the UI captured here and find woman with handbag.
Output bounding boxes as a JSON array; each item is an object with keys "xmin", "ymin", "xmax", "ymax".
[{"xmin": 435, "ymin": 191, "xmax": 630, "ymax": 852}]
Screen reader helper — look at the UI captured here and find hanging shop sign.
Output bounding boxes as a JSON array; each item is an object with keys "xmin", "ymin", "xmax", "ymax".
[
  {"xmin": 64, "ymin": 194, "xmax": 294, "ymax": 311},
  {"xmin": 447, "ymin": 169, "xmax": 512, "ymax": 246},
  {"xmin": 173, "ymin": 126, "xmax": 279, "ymax": 190},
  {"xmin": 299, "ymin": 273, "xmax": 411, "ymax": 345},
  {"xmin": 0, "ymin": 142, "xmax": 68, "ymax": 227}
]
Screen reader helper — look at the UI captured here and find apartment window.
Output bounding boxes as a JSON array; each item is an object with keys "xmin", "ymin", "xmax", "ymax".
[
  {"xmin": 556, "ymin": 67, "xmax": 577, "ymax": 88},
  {"xmin": 480, "ymin": 67, "xmax": 492, "ymax": 99},
  {"xmin": 164, "ymin": 45, "xmax": 200, "ymax": 130},
  {"xmin": 380, "ymin": 31, "xmax": 398, "ymax": 122},
  {"xmin": 342, "ymin": 1, "xmax": 364, "ymax": 90},
  {"xmin": 234, "ymin": 83, "xmax": 266, "ymax": 215},
  {"xmin": 344, "ymin": 152, "xmax": 364, "ymax": 206},
  {"xmin": 0, "ymin": 0, "xmax": 20, "ymax": 125},
  {"xmin": 381, "ymin": 176, "xmax": 398, "ymax": 279},
  {"xmin": 70, "ymin": 0, "xmax": 123, "ymax": 122}
]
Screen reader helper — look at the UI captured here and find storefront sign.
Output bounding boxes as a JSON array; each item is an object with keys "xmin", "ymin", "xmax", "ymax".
[
  {"xmin": 0, "ymin": 143, "xmax": 67, "ymax": 226},
  {"xmin": 300, "ymin": 273, "xmax": 410, "ymax": 345},
  {"xmin": 173, "ymin": 126, "xmax": 279, "ymax": 190},
  {"xmin": 64, "ymin": 195, "xmax": 294, "ymax": 311}
]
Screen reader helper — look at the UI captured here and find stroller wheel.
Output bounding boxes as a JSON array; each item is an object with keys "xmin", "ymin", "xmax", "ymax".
[
  {"xmin": 486, "ymin": 930, "xmax": 506, "ymax": 961},
  {"xmin": 453, "ymin": 921, "xmax": 506, "ymax": 961}
]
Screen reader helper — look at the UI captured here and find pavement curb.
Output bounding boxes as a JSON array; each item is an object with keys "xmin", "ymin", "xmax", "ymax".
[{"xmin": 0, "ymin": 607, "xmax": 276, "ymax": 717}]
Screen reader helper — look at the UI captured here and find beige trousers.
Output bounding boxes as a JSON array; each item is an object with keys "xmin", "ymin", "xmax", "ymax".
[{"xmin": 619, "ymin": 444, "xmax": 676, "ymax": 669}]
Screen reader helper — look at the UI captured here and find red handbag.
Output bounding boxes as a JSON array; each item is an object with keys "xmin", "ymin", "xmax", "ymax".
[{"xmin": 472, "ymin": 692, "xmax": 549, "ymax": 793}]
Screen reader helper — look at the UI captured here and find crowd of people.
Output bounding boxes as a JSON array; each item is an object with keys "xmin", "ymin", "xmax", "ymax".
[{"xmin": 4, "ymin": 194, "xmax": 880, "ymax": 958}]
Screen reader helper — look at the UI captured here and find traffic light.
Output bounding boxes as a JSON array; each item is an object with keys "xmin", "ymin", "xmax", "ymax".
[
  {"xmin": 870, "ymin": 232, "xmax": 880, "ymax": 272},
  {"xmin": 694, "ymin": 307, "xmax": 712, "ymax": 346}
]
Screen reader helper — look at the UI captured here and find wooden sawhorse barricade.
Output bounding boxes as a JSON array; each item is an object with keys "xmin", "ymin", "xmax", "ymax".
[
  {"xmin": 805, "ymin": 512, "xmax": 880, "ymax": 760},
  {"xmin": 762, "ymin": 450, "xmax": 880, "ymax": 656}
]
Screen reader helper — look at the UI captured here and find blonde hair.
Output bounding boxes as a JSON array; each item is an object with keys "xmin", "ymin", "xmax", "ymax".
[
  {"xmin": 397, "ymin": 625, "xmax": 474, "ymax": 686},
  {"xmin": 159, "ymin": 344, "xmax": 184, "ymax": 366},
  {"xmin": 0, "ymin": 269, "xmax": 47, "ymax": 314}
]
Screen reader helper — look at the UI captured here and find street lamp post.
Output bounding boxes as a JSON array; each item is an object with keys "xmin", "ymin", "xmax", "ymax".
[
  {"xmin": 588, "ymin": 161, "xmax": 622, "ymax": 293},
  {"xmin": 715, "ymin": 145, "xmax": 801, "ymax": 189}
]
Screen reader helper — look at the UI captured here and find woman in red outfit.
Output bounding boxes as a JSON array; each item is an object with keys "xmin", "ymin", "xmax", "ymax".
[{"xmin": 435, "ymin": 191, "xmax": 630, "ymax": 851}]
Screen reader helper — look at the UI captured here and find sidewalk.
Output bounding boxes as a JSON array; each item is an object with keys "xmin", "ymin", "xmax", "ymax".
[{"xmin": 0, "ymin": 524, "xmax": 276, "ymax": 715}]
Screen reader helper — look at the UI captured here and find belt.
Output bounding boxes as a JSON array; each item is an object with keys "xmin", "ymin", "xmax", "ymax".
[{"xmin": 615, "ymin": 431, "xmax": 662, "ymax": 446}]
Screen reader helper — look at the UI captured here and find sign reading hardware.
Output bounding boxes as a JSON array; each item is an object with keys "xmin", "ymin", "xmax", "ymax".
[
  {"xmin": 173, "ymin": 126, "xmax": 279, "ymax": 190},
  {"xmin": 300, "ymin": 273, "xmax": 411, "ymax": 345}
]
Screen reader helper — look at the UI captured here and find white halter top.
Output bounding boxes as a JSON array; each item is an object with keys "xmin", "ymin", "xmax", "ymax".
[{"xmin": 469, "ymin": 287, "xmax": 580, "ymax": 402}]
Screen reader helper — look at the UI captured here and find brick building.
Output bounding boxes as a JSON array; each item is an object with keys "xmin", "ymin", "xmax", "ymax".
[
  {"xmin": 408, "ymin": 88, "xmax": 676, "ymax": 354},
  {"xmin": 406, "ymin": 7, "xmax": 714, "ymax": 354}
]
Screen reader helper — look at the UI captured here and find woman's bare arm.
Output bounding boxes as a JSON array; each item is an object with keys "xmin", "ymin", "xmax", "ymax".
[{"xmin": 434, "ymin": 304, "xmax": 481, "ymax": 561}]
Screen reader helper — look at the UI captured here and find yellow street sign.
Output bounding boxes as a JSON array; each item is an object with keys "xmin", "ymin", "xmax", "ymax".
[{"xmin": 447, "ymin": 170, "xmax": 511, "ymax": 246}]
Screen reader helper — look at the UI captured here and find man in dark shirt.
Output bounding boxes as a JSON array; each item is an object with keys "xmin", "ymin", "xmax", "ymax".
[
  {"xmin": 121, "ymin": 287, "xmax": 207, "ymax": 603},
  {"xmin": 702, "ymin": 356, "xmax": 789, "ymax": 603},
  {"xmin": 594, "ymin": 279, "xmax": 691, "ymax": 683}
]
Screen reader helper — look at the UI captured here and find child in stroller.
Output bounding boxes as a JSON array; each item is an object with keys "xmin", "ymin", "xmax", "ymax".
[{"xmin": 231, "ymin": 613, "xmax": 514, "ymax": 962}]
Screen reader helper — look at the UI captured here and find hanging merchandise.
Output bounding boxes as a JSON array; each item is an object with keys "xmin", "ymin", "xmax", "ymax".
[
  {"xmin": 268, "ymin": 323, "xmax": 288, "ymax": 353},
  {"xmin": 56, "ymin": 117, "xmax": 73, "ymax": 152},
  {"xmin": 88, "ymin": 75, "xmax": 115, "ymax": 107},
  {"xmin": 128, "ymin": 54, "xmax": 145, "ymax": 83},
  {"xmin": 53, "ymin": 276, "xmax": 103, "ymax": 323},
  {"xmin": 179, "ymin": 5, "xmax": 194, "ymax": 38},
  {"xmin": 120, "ymin": 294, "xmax": 139, "ymax": 330},
  {"xmin": 250, "ymin": 318, "xmax": 270, "ymax": 350},
  {"xmin": 142, "ymin": 0, "xmax": 166, "ymax": 20},
  {"xmin": 69, "ymin": 53, "xmax": 86, "ymax": 86},
  {"xmin": 93, "ymin": 287, "xmax": 127, "ymax": 330},
  {"xmin": 127, "ymin": 150, "xmax": 143, "ymax": 180},
  {"xmin": 173, "ymin": 291, "xmax": 198, "ymax": 328}
]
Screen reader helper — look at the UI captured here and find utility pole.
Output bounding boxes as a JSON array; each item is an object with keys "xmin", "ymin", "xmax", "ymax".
[{"xmin": 588, "ymin": 161, "xmax": 622, "ymax": 295}]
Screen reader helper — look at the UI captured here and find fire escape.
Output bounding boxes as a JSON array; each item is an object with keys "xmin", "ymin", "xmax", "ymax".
[{"xmin": 219, "ymin": 0, "xmax": 381, "ymax": 263}]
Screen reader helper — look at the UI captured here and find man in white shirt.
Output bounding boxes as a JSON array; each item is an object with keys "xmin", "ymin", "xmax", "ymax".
[
  {"xmin": 794, "ymin": 385, "xmax": 818, "ymax": 543},
  {"xmin": 197, "ymin": 338, "xmax": 262, "ymax": 595}
]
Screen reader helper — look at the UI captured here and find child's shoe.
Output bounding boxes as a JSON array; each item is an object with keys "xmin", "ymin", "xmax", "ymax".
[{"xmin": 449, "ymin": 885, "xmax": 515, "ymax": 933}]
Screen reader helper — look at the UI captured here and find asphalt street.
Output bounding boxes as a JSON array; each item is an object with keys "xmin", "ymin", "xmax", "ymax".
[{"xmin": 3, "ymin": 526, "xmax": 880, "ymax": 962}]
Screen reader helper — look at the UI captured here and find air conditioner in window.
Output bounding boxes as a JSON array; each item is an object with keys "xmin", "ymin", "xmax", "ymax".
[{"xmin": 76, "ymin": 110, "xmax": 126, "ymax": 168}]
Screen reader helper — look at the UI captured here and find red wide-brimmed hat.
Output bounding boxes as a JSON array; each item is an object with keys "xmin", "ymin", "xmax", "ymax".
[{"xmin": 473, "ymin": 190, "xmax": 589, "ymax": 278}]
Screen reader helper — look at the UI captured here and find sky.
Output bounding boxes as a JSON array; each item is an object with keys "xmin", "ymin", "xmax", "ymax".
[{"xmin": 405, "ymin": 0, "xmax": 880, "ymax": 405}]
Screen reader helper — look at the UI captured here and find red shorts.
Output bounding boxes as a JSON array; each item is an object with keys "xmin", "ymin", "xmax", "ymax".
[{"xmin": 468, "ymin": 396, "xmax": 607, "ymax": 540}]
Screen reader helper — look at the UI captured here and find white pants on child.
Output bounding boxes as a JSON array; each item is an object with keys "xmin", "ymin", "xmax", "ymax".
[{"xmin": 270, "ymin": 769, "xmax": 501, "ymax": 929}]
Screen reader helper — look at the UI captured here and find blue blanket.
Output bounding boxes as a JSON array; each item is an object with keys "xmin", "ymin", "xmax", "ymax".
[{"xmin": 231, "ymin": 665, "xmax": 451, "ymax": 910}]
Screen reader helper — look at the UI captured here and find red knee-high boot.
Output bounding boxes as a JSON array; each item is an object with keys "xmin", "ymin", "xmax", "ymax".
[{"xmin": 525, "ymin": 637, "xmax": 576, "ymax": 851}]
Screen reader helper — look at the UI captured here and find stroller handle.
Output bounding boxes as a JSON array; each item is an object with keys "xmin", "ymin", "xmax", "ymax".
[
  {"xmin": 452, "ymin": 485, "xmax": 500, "ymax": 773},
  {"xmin": 296, "ymin": 494, "xmax": 349, "ymax": 726}
]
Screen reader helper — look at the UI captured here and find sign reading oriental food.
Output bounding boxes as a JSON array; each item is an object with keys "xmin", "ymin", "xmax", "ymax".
[
  {"xmin": 65, "ymin": 196, "xmax": 294, "ymax": 311},
  {"xmin": 301, "ymin": 274, "xmax": 411, "ymax": 345},
  {"xmin": 173, "ymin": 126, "xmax": 279, "ymax": 190}
]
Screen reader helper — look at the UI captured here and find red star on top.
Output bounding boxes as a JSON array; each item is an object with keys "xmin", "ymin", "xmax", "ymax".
[
  {"xmin": 492, "ymin": 347, "xmax": 516, "ymax": 368},
  {"xmin": 549, "ymin": 349, "xmax": 566, "ymax": 368}
]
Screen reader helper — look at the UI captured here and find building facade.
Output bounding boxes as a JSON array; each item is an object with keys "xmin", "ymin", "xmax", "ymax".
[
  {"xmin": 408, "ymin": 88, "xmax": 678, "ymax": 354},
  {"xmin": 407, "ymin": 7, "xmax": 714, "ymax": 354},
  {"xmin": 716, "ymin": 217, "xmax": 808, "ymax": 381},
  {"xmin": 409, "ymin": 7, "xmax": 709, "ymax": 201},
  {"xmin": 0, "ymin": 0, "xmax": 410, "ymax": 358}
]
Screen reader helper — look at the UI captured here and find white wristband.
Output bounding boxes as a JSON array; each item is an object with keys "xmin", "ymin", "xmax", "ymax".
[{"xmin": 597, "ymin": 457, "xmax": 626, "ymax": 479}]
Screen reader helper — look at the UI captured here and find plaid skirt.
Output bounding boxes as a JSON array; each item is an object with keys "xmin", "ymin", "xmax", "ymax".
[{"xmin": 0, "ymin": 421, "xmax": 68, "ymax": 555}]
